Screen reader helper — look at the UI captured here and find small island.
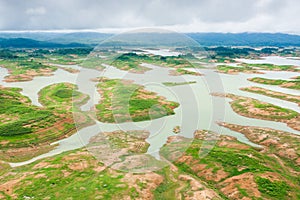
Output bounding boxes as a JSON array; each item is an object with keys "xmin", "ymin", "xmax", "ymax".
[
  {"xmin": 163, "ymin": 81, "xmax": 196, "ymax": 87},
  {"xmin": 212, "ymin": 93, "xmax": 299, "ymax": 131},
  {"xmin": 95, "ymin": 78, "xmax": 179, "ymax": 123},
  {"xmin": 248, "ymin": 77, "xmax": 300, "ymax": 90}
]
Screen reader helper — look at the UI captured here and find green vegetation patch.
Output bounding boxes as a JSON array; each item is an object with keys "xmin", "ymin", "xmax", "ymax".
[
  {"xmin": 0, "ymin": 86, "xmax": 61, "ymax": 143},
  {"xmin": 174, "ymin": 68, "xmax": 201, "ymax": 76},
  {"xmin": 3, "ymin": 150, "xmax": 132, "ymax": 200},
  {"xmin": 154, "ymin": 167, "xmax": 180, "ymax": 200},
  {"xmin": 54, "ymin": 88, "xmax": 73, "ymax": 98},
  {"xmin": 0, "ymin": 58, "xmax": 57, "ymax": 80},
  {"xmin": 248, "ymin": 77, "xmax": 300, "ymax": 90},
  {"xmin": 160, "ymin": 132, "xmax": 300, "ymax": 199},
  {"xmin": 222, "ymin": 94, "xmax": 299, "ymax": 121},
  {"xmin": 0, "ymin": 84, "xmax": 90, "ymax": 161},
  {"xmin": 96, "ymin": 78, "xmax": 179, "ymax": 123},
  {"xmin": 39, "ymin": 48, "xmax": 93, "ymax": 65},
  {"xmin": 241, "ymin": 86, "xmax": 300, "ymax": 105},
  {"xmin": 217, "ymin": 63, "xmax": 299, "ymax": 74},
  {"xmin": 38, "ymin": 82, "xmax": 89, "ymax": 111},
  {"xmin": 241, "ymin": 63, "xmax": 298, "ymax": 71},
  {"xmin": 179, "ymin": 140, "xmax": 271, "ymax": 177},
  {"xmin": 256, "ymin": 177, "xmax": 290, "ymax": 199},
  {"xmin": 79, "ymin": 56, "xmax": 106, "ymax": 70},
  {"xmin": 0, "ymin": 87, "xmax": 58, "ymax": 137},
  {"xmin": 110, "ymin": 53, "xmax": 194, "ymax": 73},
  {"xmin": 217, "ymin": 65, "xmax": 253, "ymax": 74}
]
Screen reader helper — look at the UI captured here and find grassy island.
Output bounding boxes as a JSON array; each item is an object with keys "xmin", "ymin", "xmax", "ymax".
[
  {"xmin": 95, "ymin": 78, "xmax": 179, "ymax": 123},
  {"xmin": 241, "ymin": 86, "xmax": 300, "ymax": 105},
  {"xmin": 248, "ymin": 77, "xmax": 300, "ymax": 90},
  {"xmin": 163, "ymin": 81, "xmax": 197, "ymax": 87},
  {"xmin": 0, "ymin": 59, "xmax": 57, "ymax": 82},
  {"xmin": 110, "ymin": 53, "xmax": 195, "ymax": 73},
  {"xmin": 217, "ymin": 63, "xmax": 299, "ymax": 75},
  {"xmin": 212, "ymin": 93, "xmax": 299, "ymax": 131}
]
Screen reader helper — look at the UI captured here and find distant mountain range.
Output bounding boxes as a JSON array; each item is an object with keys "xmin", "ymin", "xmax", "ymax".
[
  {"xmin": 187, "ymin": 33, "xmax": 300, "ymax": 47},
  {"xmin": 0, "ymin": 32, "xmax": 111, "ymax": 47},
  {"xmin": 0, "ymin": 32, "xmax": 300, "ymax": 48},
  {"xmin": 0, "ymin": 37, "xmax": 87, "ymax": 48}
]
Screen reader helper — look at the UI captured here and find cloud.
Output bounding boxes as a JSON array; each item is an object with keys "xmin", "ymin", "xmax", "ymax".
[
  {"xmin": 26, "ymin": 7, "xmax": 46, "ymax": 15},
  {"xmin": 0, "ymin": 0, "xmax": 299, "ymax": 33}
]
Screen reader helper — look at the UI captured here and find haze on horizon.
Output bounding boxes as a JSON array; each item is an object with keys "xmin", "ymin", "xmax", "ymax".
[{"xmin": 0, "ymin": 0, "xmax": 299, "ymax": 34}]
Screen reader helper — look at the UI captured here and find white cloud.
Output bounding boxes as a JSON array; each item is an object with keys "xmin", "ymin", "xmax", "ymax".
[
  {"xmin": 26, "ymin": 7, "xmax": 46, "ymax": 15},
  {"xmin": 0, "ymin": 0, "xmax": 299, "ymax": 33}
]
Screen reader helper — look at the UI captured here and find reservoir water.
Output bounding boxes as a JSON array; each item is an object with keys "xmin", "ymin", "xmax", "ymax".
[{"xmin": 1, "ymin": 56, "xmax": 299, "ymax": 167}]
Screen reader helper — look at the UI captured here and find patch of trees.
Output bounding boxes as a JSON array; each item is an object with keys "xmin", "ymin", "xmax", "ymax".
[
  {"xmin": 0, "ymin": 49, "xmax": 18, "ymax": 59},
  {"xmin": 205, "ymin": 47, "xmax": 256, "ymax": 57},
  {"xmin": 52, "ymin": 48, "xmax": 93, "ymax": 55}
]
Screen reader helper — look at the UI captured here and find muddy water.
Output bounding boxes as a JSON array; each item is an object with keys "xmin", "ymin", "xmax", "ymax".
[{"xmin": 1, "ymin": 56, "xmax": 299, "ymax": 167}]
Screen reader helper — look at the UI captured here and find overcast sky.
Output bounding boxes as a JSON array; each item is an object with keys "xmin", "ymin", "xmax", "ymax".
[{"xmin": 0, "ymin": 0, "xmax": 299, "ymax": 33}]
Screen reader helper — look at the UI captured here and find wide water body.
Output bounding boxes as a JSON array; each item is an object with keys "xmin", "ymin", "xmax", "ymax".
[{"xmin": 0, "ymin": 56, "xmax": 299, "ymax": 167}]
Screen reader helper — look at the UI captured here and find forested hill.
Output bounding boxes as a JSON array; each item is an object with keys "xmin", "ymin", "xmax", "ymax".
[
  {"xmin": 0, "ymin": 38, "xmax": 86, "ymax": 48},
  {"xmin": 0, "ymin": 32, "xmax": 300, "ymax": 47},
  {"xmin": 187, "ymin": 32, "xmax": 300, "ymax": 47}
]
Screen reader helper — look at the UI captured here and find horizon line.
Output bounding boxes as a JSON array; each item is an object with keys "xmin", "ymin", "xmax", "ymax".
[{"xmin": 0, "ymin": 28, "xmax": 299, "ymax": 36}]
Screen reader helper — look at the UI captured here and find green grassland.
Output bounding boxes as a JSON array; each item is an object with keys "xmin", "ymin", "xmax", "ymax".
[
  {"xmin": 163, "ymin": 81, "xmax": 197, "ymax": 87},
  {"xmin": 30, "ymin": 52, "xmax": 84, "ymax": 65},
  {"xmin": 0, "ymin": 50, "xmax": 203, "ymax": 77},
  {"xmin": 1, "ymin": 129, "xmax": 299, "ymax": 199},
  {"xmin": 241, "ymin": 86, "xmax": 300, "ymax": 105},
  {"xmin": 78, "ymin": 56, "xmax": 106, "ymax": 70},
  {"xmin": 219, "ymin": 123, "xmax": 300, "ymax": 172},
  {"xmin": 0, "ymin": 86, "xmax": 59, "ymax": 139},
  {"xmin": 110, "ymin": 53, "xmax": 152, "ymax": 73},
  {"xmin": 0, "ymin": 58, "xmax": 57, "ymax": 81},
  {"xmin": 38, "ymin": 82, "xmax": 93, "ymax": 130},
  {"xmin": 95, "ymin": 78, "xmax": 179, "ymax": 123},
  {"xmin": 0, "ymin": 150, "xmax": 133, "ymax": 200},
  {"xmin": 0, "ymin": 86, "xmax": 64, "ymax": 161},
  {"xmin": 241, "ymin": 63, "xmax": 299, "ymax": 71},
  {"xmin": 248, "ymin": 77, "xmax": 300, "ymax": 90},
  {"xmin": 212, "ymin": 93, "xmax": 299, "ymax": 131},
  {"xmin": 38, "ymin": 82, "xmax": 89, "ymax": 111},
  {"xmin": 43, "ymin": 55, "xmax": 85, "ymax": 65},
  {"xmin": 200, "ymin": 57, "xmax": 236, "ymax": 63},
  {"xmin": 217, "ymin": 63, "xmax": 299, "ymax": 74},
  {"xmin": 172, "ymin": 68, "xmax": 202, "ymax": 76},
  {"xmin": 0, "ymin": 59, "xmax": 55, "ymax": 75},
  {"xmin": 218, "ymin": 93, "xmax": 299, "ymax": 121},
  {"xmin": 110, "ymin": 53, "xmax": 196, "ymax": 73},
  {"xmin": 27, "ymin": 48, "xmax": 92, "ymax": 65},
  {"xmin": 0, "ymin": 48, "xmax": 92, "ymax": 81},
  {"xmin": 160, "ymin": 131, "xmax": 300, "ymax": 200},
  {"xmin": 217, "ymin": 65, "xmax": 254, "ymax": 74},
  {"xmin": 0, "ymin": 130, "xmax": 160, "ymax": 200},
  {"xmin": 0, "ymin": 83, "xmax": 89, "ymax": 162}
]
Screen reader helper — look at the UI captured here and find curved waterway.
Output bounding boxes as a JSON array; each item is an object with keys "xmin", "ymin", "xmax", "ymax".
[{"xmin": 1, "ymin": 57, "xmax": 299, "ymax": 167}]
